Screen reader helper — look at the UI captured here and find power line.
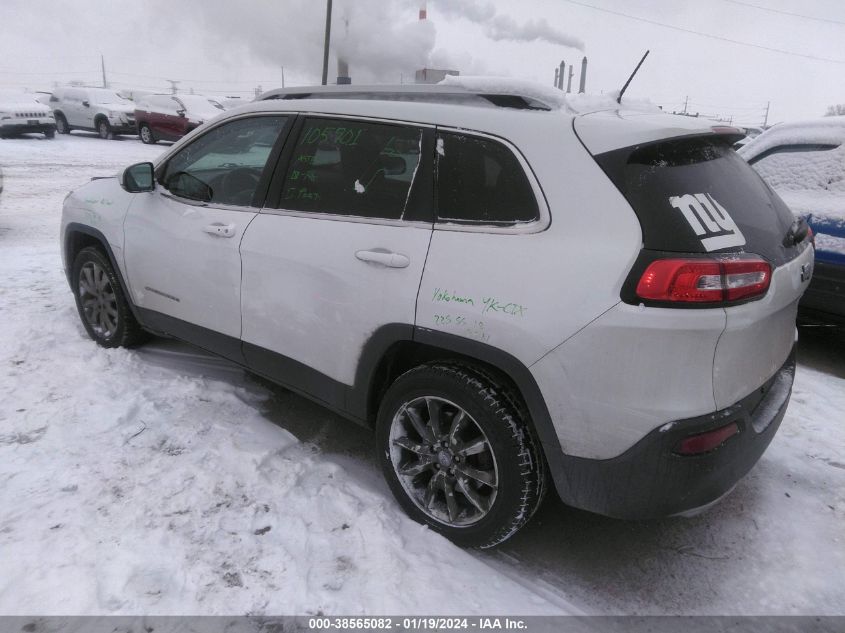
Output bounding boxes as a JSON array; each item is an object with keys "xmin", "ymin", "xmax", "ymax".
[
  {"xmin": 721, "ymin": 0, "xmax": 845, "ymax": 26},
  {"xmin": 559, "ymin": 0, "xmax": 845, "ymax": 64}
]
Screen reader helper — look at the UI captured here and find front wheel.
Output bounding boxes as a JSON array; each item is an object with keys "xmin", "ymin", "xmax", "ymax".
[
  {"xmin": 71, "ymin": 247, "xmax": 147, "ymax": 348},
  {"xmin": 97, "ymin": 119, "xmax": 113, "ymax": 140},
  {"xmin": 55, "ymin": 114, "xmax": 69, "ymax": 134},
  {"xmin": 376, "ymin": 363, "xmax": 547, "ymax": 548}
]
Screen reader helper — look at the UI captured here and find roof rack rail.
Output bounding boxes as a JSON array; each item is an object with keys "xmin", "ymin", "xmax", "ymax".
[{"xmin": 256, "ymin": 84, "xmax": 555, "ymax": 111}]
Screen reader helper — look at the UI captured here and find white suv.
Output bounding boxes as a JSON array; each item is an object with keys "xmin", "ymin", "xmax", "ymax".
[
  {"xmin": 60, "ymin": 83, "xmax": 813, "ymax": 547},
  {"xmin": 50, "ymin": 87, "xmax": 136, "ymax": 139}
]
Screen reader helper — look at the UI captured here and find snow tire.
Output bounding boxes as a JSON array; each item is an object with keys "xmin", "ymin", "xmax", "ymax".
[{"xmin": 376, "ymin": 362, "xmax": 547, "ymax": 549}]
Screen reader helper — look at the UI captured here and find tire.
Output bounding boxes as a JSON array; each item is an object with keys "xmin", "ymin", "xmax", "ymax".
[
  {"xmin": 376, "ymin": 363, "xmax": 547, "ymax": 548},
  {"xmin": 139, "ymin": 123, "xmax": 156, "ymax": 144},
  {"xmin": 55, "ymin": 114, "xmax": 69, "ymax": 134},
  {"xmin": 44, "ymin": 129, "xmax": 55, "ymax": 139},
  {"xmin": 97, "ymin": 118, "xmax": 113, "ymax": 140},
  {"xmin": 71, "ymin": 246, "xmax": 148, "ymax": 348}
]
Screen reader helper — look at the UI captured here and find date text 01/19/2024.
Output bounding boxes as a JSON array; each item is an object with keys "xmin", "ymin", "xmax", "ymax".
[{"xmin": 306, "ymin": 617, "xmax": 528, "ymax": 630}]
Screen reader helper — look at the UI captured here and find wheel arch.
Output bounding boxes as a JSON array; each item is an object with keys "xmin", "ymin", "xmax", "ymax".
[
  {"xmin": 63, "ymin": 223, "xmax": 141, "ymax": 322},
  {"xmin": 356, "ymin": 326, "xmax": 567, "ymax": 496}
]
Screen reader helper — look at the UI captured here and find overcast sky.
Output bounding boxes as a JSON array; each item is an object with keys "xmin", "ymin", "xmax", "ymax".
[{"xmin": 2, "ymin": 0, "xmax": 844, "ymax": 126}]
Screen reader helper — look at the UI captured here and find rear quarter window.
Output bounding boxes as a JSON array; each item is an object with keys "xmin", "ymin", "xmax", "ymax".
[{"xmin": 435, "ymin": 132, "xmax": 539, "ymax": 225}]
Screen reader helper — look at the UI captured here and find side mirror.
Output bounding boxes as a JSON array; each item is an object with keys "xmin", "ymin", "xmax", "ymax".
[
  {"xmin": 82, "ymin": 100, "xmax": 90, "ymax": 107},
  {"xmin": 176, "ymin": 109, "xmax": 186, "ymax": 117},
  {"xmin": 122, "ymin": 162, "xmax": 155, "ymax": 193}
]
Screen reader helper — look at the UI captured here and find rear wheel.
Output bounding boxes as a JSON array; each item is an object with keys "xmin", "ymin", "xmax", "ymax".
[
  {"xmin": 71, "ymin": 247, "xmax": 147, "ymax": 348},
  {"xmin": 97, "ymin": 118, "xmax": 113, "ymax": 140},
  {"xmin": 139, "ymin": 123, "xmax": 156, "ymax": 144},
  {"xmin": 55, "ymin": 114, "xmax": 69, "ymax": 134},
  {"xmin": 376, "ymin": 363, "xmax": 546, "ymax": 548}
]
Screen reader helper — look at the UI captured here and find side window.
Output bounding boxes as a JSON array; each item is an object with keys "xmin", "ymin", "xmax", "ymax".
[
  {"xmin": 751, "ymin": 144, "xmax": 844, "ymax": 192},
  {"xmin": 279, "ymin": 118, "xmax": 423, "ymax": 220},
  {"xmin": 435, "ymin": 133, "xmax": 539, "ymax": 225},
  {"xmin": 161, "ymin": 116, "xmax": 287, "ymax": 207}
]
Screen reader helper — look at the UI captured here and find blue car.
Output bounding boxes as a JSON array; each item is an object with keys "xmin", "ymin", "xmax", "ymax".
[{"xmin": 740, "ymin": 119, "xmax": 845, "ymax": 322}]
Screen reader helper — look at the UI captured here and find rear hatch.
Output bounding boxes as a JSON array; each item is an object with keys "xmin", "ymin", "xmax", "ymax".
[{"xmin": 575, "ymin": 110, "xmax": 813, "ymax": 408}]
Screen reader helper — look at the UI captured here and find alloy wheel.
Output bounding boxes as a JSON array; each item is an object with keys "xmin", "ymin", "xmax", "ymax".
[
  {"xmin": 389, "ymin": 396, "xmax": 498, "ymax": 527},
  {"xmin": 78, "ymin": 261, "xmax": 118, "ymax": 339}
]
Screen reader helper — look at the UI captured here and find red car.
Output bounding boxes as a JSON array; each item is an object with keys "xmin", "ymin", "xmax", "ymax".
[{"xmin": 134, "ymin": 94, "xmax": 225, "ymax": 144}]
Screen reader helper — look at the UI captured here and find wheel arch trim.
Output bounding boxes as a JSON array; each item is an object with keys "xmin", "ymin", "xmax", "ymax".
[{"xmin": 63, "ymin": 223, "xmax": 141, "ymax": 323}]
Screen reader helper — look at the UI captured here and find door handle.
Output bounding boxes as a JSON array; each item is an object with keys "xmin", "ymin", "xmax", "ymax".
[
  {"xmin": 355, "ymin": 250, "xmax": 410, "ymax": 268},
  {"xmin": 203, "ymin": 223, "xmax": 236, "ymax": 238}
]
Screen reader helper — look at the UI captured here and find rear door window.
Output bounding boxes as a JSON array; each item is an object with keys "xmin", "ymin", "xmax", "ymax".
[
  {"xmin": 435, "ymin": 132, "xmax": 539, "ymax": 225},
  {"xmin": 277, "ymin": 117, "xmax": 425, "ymax": 221}
]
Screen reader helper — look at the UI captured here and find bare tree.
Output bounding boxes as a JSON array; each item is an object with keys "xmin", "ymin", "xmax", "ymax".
[{"xmin": 824, "ymin": 104, "xmax": 845, "ymax": 116}]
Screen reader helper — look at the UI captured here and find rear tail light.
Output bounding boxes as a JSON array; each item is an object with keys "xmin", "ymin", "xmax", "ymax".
[
  {"xmin": 676, "ymin": 422, "xmax": 739, "ymax": 455},
  {"xmin": 636, "ymin": 256, "xmax": 771, "ymax": 304}
]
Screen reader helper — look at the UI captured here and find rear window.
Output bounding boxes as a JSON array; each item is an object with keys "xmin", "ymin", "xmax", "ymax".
[{"xmin": 595, "ymin": 136, "xmax": 797, "ymax": 265}]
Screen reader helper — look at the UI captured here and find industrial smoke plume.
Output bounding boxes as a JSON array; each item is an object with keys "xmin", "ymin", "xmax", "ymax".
[{"xmin": 153, "ymin": 0, "xmax": 583, "ymax": 84}]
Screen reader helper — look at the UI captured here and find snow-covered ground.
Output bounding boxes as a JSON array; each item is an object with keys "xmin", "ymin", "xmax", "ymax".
[{"xmin": 1, "ymin": 133, "xmax": 843, "ymax": 616}]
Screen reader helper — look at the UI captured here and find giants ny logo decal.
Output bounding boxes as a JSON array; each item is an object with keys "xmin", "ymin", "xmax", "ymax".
[{"xmin": 669, "ymin": 193, "xmax": 746, "ymax": 252}]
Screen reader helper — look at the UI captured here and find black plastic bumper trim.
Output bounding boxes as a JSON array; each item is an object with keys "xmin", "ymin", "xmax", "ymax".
[{"xmin": 552, "ymin": 348, "xmax": 795, "ymax": 519}]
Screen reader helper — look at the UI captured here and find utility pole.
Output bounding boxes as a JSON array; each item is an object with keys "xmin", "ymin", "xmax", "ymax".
[
  {"xmin": 763, "ymin": 101, "xmax": 770, "ymax": 128},
  {"xmin": 683, "ymin": 95, "xmax": 689, "ymax": 115},
  {"xmin": 321, "ymin": 0, "xmax": 333, "ymax": 86},
  {"xmin": 100, "ymin": 54, "xmax": 107, "ymax": 88},
  {"xmin": 167, "ymin": 80, "xmax": 180, "ymax": 95}
]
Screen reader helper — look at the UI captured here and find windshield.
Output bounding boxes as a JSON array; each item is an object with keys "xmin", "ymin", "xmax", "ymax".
[
  {"xmin": 88, "ymin": 89, "xmax": 132, "ymax": 106},
  {"xmin": 177, "ymin": 95, "xmax": 225, "ymax": 119}
]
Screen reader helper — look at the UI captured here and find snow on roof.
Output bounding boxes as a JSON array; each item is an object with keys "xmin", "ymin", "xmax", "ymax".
[
  {"xmin": 440, "ymin": 75, "xmax": 663, "ymax": 115},
  {"xmin": 738, "ymin": 116, "xmax": 845, "ymax": 160},
  {"xmin": 439, "ymin": 75, "xmax": 569, "ymax": 110}
]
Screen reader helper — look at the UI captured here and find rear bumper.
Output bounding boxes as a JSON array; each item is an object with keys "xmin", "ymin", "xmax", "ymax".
[
  {"xmin": 552, "ymin": 348, "xmax": 795, "ymax": 519},
  {"xmin": 799, "ymin": 261, "xmax": 845, "ymax": 323}
]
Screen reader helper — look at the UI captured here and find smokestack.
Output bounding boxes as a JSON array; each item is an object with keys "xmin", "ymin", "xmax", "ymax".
[
  {"xmin": 558, "ymin": 60, "xmax": 565, "ymax": 90},
  {"xmin": 579, "ymin": 56, "xmax": 587, "ymax": 93},
  {"xmin": 419, "ymin": 1, "xmax": 427, "ymax": 20},
  {"xmin": 554, "ymin": 67, "xmax": 559, "ymax": 88},
  {"xmin": 337, "ymin": 57, "xmax": 351, "ymax": 84},
  {"xmin": 567, "ymin": 65, "xmax": 573, "ymax": 93}
]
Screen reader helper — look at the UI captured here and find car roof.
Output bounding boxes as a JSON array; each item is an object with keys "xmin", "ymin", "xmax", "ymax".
[{"xmin": 738, "ymin": 117, "xmax": 845, "ymax": 160}]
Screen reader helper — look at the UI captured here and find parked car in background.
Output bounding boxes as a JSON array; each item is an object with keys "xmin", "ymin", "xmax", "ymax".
[
  {"xmin": 61, "ymin": 82, "xmax": 812, "ymax": 547},
  {"xmin": 0, "ymin": 90, "xmax": 56, "ymax": 139},
  {"xmin": 739, "ymin": 118, "xmax": 845, "ymax": 322},
  {"xmin": 134, "ymin": 94, "xmax": 225, "ymax": 144},
  {"xmin": 50, "ymin": 87, "xmax": 136, "ymax": 139}
]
